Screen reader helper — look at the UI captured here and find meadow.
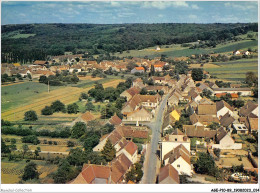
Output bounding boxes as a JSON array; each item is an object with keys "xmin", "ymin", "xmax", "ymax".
[
  {"xmin": 113, "ymin": 39, "xmax": 257, "ymax": 58},
  {"xmin": 204, "ymin": 58, "xmax": 258, "ymax": 81},
  {"xmin": 1, "ymin": 78, "xmax": 124, "ymax": 121}
]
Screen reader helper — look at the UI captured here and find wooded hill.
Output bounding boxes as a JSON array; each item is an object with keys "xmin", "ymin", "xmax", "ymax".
[{"xmin": 1, "ymin": 23, "xmax": 258, "ymax": 63}]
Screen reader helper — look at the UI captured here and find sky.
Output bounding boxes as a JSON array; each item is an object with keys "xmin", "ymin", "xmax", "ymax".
[{"xmin": 1, "ymin": 1, "xmax": 258, "ymax": 25}]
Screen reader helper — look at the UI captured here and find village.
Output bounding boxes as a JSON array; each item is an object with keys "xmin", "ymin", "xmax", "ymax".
[{"xmin": 1, "ymin": 46, "xmax": 258, "ymax": 185}]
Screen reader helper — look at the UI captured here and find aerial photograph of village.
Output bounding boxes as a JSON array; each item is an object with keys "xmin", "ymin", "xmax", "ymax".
[{"xmin": 1, "ymin": 0, "xmax": 259, "ymax": 190}]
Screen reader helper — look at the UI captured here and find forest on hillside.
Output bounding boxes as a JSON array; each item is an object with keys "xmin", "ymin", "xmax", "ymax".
[{"xmin": 1, "ymin": 23, "xmax": 258, "ymax": 63}]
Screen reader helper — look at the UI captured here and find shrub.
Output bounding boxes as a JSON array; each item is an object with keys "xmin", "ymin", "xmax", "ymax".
[
  {"xmin": 41, "ymin": 106, "xmax": 53, "ymax": 115},
  {"xmin": 24, "ymin": 111, "xmax": 38, "ymax": 121}
]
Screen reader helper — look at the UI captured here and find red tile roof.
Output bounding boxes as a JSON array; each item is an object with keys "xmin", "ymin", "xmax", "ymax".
[
  {"xmin": 124, "ymin": 141, "xmax": 138, "ymax": 156},
  {"xmin": 159, "ymin": 164, "xmax": 180, "ymax": 184},
  {"xmin": 135, "ymin": 67, "xmax": 145, "ymax": 70},
  {"xmin": 109, "ymin": 115, "xmax": 122, "ymax": 126},
  {"xmin": 70, "ymin": 164, "xmax": 111, "ymax": 184}
]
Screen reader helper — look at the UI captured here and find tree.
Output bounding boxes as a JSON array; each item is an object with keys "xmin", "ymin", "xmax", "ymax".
[
  {"xmin": 67, "ymin": 103, "xmax": 79, "ymax": 114},
  {"xmin": 1, "ymin": 139, "xmax": 10, "ymax": 153},
  {"xmin": 27, "ymin": 73, "xmax": 32, "ymax": 80},
  {"xmin": 194, "ymin": 152, "xmax": 217, "ymax": 176},
  {"xmin": 22, "ymin": 144, "xmax": 29, "ymax": 159},
  {"xmin": 191, "ymin": 68, "xmax": 203, "ymax": 81},
  {"xmin": 115, "ymin": 97, "xmax": 126, "ymax": 110},
  {"xmin": 71, "ymin": 122, "xmax": 86, "ymax": 138},
  {"xmin": 41, "ymin": 106, "xmax": 53, "ymax": 115},
  {"xmin": 53, "ymin": 159, "xmax": 79, "ymax": 184},
  {"xmin": 213, "ymin": 148, "xmax": 221, "ymax": 158},
  {"xmin": 24, "ymin": 110, "xmax": 38, "ymax": 121},
  {"xmin": 85, "ymin": 102, "xmax": 95, "ymax": 111},
  {"xmin": 34, "ymin": 149, "xmax": 39, "ymax": 159},
  {"xmin": 39, "ymin": 75, "xmax": 48, "ymax": 84},
  {"xmin": 245, "ymin": 71, "xmax": 257, "ymax": 87},
  {"xmin": 101, "ymin": 139, "xmax": 116, "ymax": 162},
  {"xmin": 140, "ymin": 88, "xmax": 148, "ymax": 95},
  {"xmin": 67, "ymin": 141, "xmax": 75, "ymax": 147},
  {"xmin": 208, "ymin": 122, "xmax": 220, "ymax": 130},
  {"xmin": 22, "ymin": 162, "xmax": 39, "ymax": 181},
  {"xmin": 80, "ymin": 92, "xmax": 88, "ymax": 100},
  {"xmin": 150, "ymin": 65, "xmax": 155, "ymax": 76},
  {"xmin": 51, "ymin": 100, "xmax": 66, "ymax": 112},
  {"xmin": 159, "ymin": 90, "xmax": 164, "ymax": 96},
  {"xmin": 202, "ymin": 89, "xmax": 212, "ymax": 98},
  {"xmin": 11, "ymin": 138, "xmax": 16, "ymax": 144}
]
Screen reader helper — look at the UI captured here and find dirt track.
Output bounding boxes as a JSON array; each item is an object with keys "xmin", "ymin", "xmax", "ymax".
[{"xmin": 2, "ymin": 79, "xmax": 123, "ymax": 121}]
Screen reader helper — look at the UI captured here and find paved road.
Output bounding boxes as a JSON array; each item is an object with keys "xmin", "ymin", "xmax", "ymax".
[{"xmin": 141, "ymin": 93, "xmax": 170, "ymax": 184}]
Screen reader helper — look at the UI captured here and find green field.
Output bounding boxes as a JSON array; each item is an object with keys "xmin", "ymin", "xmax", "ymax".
[
  {"xmin": 113, "ymin": 40, "xmax": 258, "ymax": 58},
  {"xmin": 204, "ymin": 58, "xmax": 258, "ymax": 81},
  {"xmin": 1, "ymin": 81, "xmax": 63, "ymax": 112}
]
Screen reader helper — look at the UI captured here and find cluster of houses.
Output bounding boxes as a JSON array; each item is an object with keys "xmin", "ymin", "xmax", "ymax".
[
  {"xmin": 67, "ymin": 110, "xmax": 149, "ymax": 184},
  {"xmin": 156, "ymin": 74, "xmax": 258, "ymax": 184},
  {"xmin": 1, "ymin": 55, "xmax": 171, "ymax": 81}
]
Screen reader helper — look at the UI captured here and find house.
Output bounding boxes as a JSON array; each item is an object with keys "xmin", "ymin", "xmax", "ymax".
[
  {"xmin": 183, "ymin": 125, "xmax": 216, "ymax": 140},
  {"xmin": 156, "ymin": 46, "xmax": 161, "ymax": 51},
  {"xmin": 247, "ymin": 117, "xmax": 258, "ymax": 133},
  {"xmin": 232, "ymin": 123, "xmax": 248, "ymax": 135},
  {"xmin": 233, "ymin": 50, "xmax": 241, "ymax": 55},
  {"xmin": 120, "ymin": 87, "xmax": 140, "ymax": 101},
  {"xmin": 170, "ymin": 109, "xmax": 180, "ymax": 122},
  {"xmin": 107, "ymin": 114, "xmax": 122, "ymax": 126},
  {"xmin": 164, "ymin": 129, "xmax": 188, "ymax": 142},
  {"xmin": 132, "ymin": 78, "xmax": 145, "ymax": 89},
  {"xmin": 219, "ymin": 113, "xmax": 235, "ymax": 128},
  {"xmin": 160, "ymin": 138, "xmax": 190, "ymax": 165},
  {"xmin": 121, "ymin": 94, "xmax": 160, "ymax": 114},
  {"xmin": 212, "ymin": 128, "xmax": 242, "ymax": 150},
  {"xmin": 70, "ymin": 153, "xmax": 133, "ymax": 184},
  {"xmin": 69, "ymin": 164, "xmax": 111, "ymax": 184},
  {"xmin": 158, "ymin": 164, "xmax": 180, "ymax": 184},
  {"xmin": 71, "ymin": 111, "xmax": 95, "ymax": 126},
  {"xmin": 239, "ymin": 101, "xmax": 258, "ymax": 117},
  {"xmin": 111, "ymin": 153, "xmax": 132, "ymax": 184},
  {"xmin": 199, "ymin": 83, "xmax": 213, "ymax": 94},
  {"xmin": 167, "ymin": 89, "xmax": 183, "ymax": 107},
  {"xmin": 145, "ymin": 85, "xmax": 169, "ymax": 94},
  {"xmin": 116, "ymin": 141, "xmax": 138, "ymax": 163},
  {"xmin": 198, "ymin": 97, "xmax": 214, "ymax": 105},
  {"xmin": 131, "ymin": 67, "xmax": 145, "ymax": 74},
  {"xmin": 33, "ymin": 60, "xmax": 48, "ymax": 66},
  {"xmin": 212, "ymin": 88, "xmax": 252, "ymax": 96},
  {"xmin": 123, "ymin": 106, "xmax": 153, "ymax": 125},
  {"xmin": 243, "ymin": 51, "xmax": 251, "ymax": 56},
  {"xmin": 162, "ymin": 113, "xmax": 174, "ymax": 132},
  {"xmin": 197, "ymin": 104, "xmax": 217, "ymax": 117},
  {"xmin": 163, "ymin": 144, "xmax": 192, "ymax": 176},
  {"xmin": 189, "ymin": 90, "xmax": 202, "ymax": 103},
  {"xmin": 117, "ymin": 125, "xmax": 148, "ymax": 140},
  {"xmin": 93, "ymin": 129, "xmax": 125, "ymax": 152},
  {"xmin": 154, "ymin": 64, "xmax": 164, "ymax": 72},
  {"xmin": 216, "ymin": 100, "xmax": 234, "ymax": 119},
  {"xmin": 190, "ymin": 113, "xmax": 219, "ymax": 127},
  {"xmin": 152, "ymin": 76, "xmax": 167, "ymax": 84}
]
